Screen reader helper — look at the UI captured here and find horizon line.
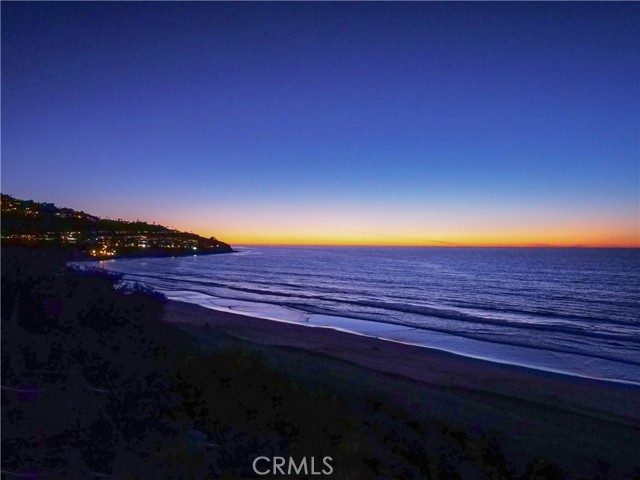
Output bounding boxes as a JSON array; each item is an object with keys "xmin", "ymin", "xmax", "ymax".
[{"xmin": 230, "ymin": 243, "xmax": 640, "ymax": 249}]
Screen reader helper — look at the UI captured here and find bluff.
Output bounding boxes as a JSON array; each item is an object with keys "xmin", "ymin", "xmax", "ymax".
[{"xmin": 1, "ymin": 194, "xmax": 233, "ymax": 259}]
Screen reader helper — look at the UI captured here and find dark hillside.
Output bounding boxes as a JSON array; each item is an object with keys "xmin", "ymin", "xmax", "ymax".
[{"xmin": 1, "ymin": 194, "xmax": 233, "ymax": 259}]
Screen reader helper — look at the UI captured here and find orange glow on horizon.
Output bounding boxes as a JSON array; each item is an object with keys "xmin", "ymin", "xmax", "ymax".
[
  {"xmin": 193, "ymin": 228, "xmax": 640, "ymax": 248},
  {"xmin": 228, "ymin": 241, "xmax": 640, "ymax": 248},
  {"xmin": 135, "ymin": 204, "xmax": 640, "ymax": 249}
]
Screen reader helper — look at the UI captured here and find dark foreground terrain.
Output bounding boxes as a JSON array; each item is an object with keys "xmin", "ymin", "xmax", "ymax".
[{"xmin": 2, "ymin": 246, "xmax": 639, "ymax": 479}]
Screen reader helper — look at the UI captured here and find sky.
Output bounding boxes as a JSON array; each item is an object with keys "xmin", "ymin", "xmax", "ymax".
[{"xmin": 2, "ymin": 2, "xmax": 639, "ymax": 247}]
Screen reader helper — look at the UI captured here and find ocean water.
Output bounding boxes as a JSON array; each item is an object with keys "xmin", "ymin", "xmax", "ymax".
[{"xmin": 82, "ymin": 247, "xmax": 640, "ymax": 384}]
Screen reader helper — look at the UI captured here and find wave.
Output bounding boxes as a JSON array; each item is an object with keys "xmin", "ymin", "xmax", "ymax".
[
  {"xmin": 156, "ymin": 285, "xmax": 640, "ymax": 370},
  {"xmin": 121, "ymin": 270, "xmax": 640, "ymax": 345},
  {"xmin": 143, "ymin": 282, "xmax": 640, "ymax": 370}
]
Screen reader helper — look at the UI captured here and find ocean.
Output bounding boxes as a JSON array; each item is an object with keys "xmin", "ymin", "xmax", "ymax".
[{"xmin": 82, "ymin": 247, "xmax": 640, "ymax": 384}]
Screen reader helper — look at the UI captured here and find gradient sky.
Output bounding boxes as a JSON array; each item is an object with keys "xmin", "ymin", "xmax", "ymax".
[{"xmin": 2, "ymin": 2, "xmax": 639, "ymax": 247}]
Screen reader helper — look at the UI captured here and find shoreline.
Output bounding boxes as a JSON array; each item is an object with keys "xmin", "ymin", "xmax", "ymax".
[
  {"xmin": 156, "ymin": 289, "xmax": 640, "ymax": 386},
  {"xmin": 164, "ymin": 299, "xmax": 640, "ymax": 426},
  {"xmin": 74, "ymin": 246, "xmax": 640, "ymax": 386},
  {"xmin": 164, "ymin": 299, "xmax": 640, "ymax": 475}
]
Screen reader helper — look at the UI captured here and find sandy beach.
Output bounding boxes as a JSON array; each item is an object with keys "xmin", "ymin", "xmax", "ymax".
[{"xmin": 164, "ymin": 299, "xmax": 640, "ymax": 477}]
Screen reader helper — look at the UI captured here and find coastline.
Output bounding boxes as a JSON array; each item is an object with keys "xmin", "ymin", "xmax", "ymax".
[
  {"xmin": 155, "ymin": 288, "xmax": 640, "ymax": 385},
  {"xmin": 165, "ymin": 299, "xmax": 640, "ymax": 476},
  {"xmin": 86, "ymin": 246, "xmax": 640, "ymax": 386}
]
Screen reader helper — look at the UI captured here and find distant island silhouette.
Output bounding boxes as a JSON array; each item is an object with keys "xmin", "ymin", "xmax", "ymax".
[{"xmin": 1, "ymin": 194, "xmax": 233, "ymax": 259}]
